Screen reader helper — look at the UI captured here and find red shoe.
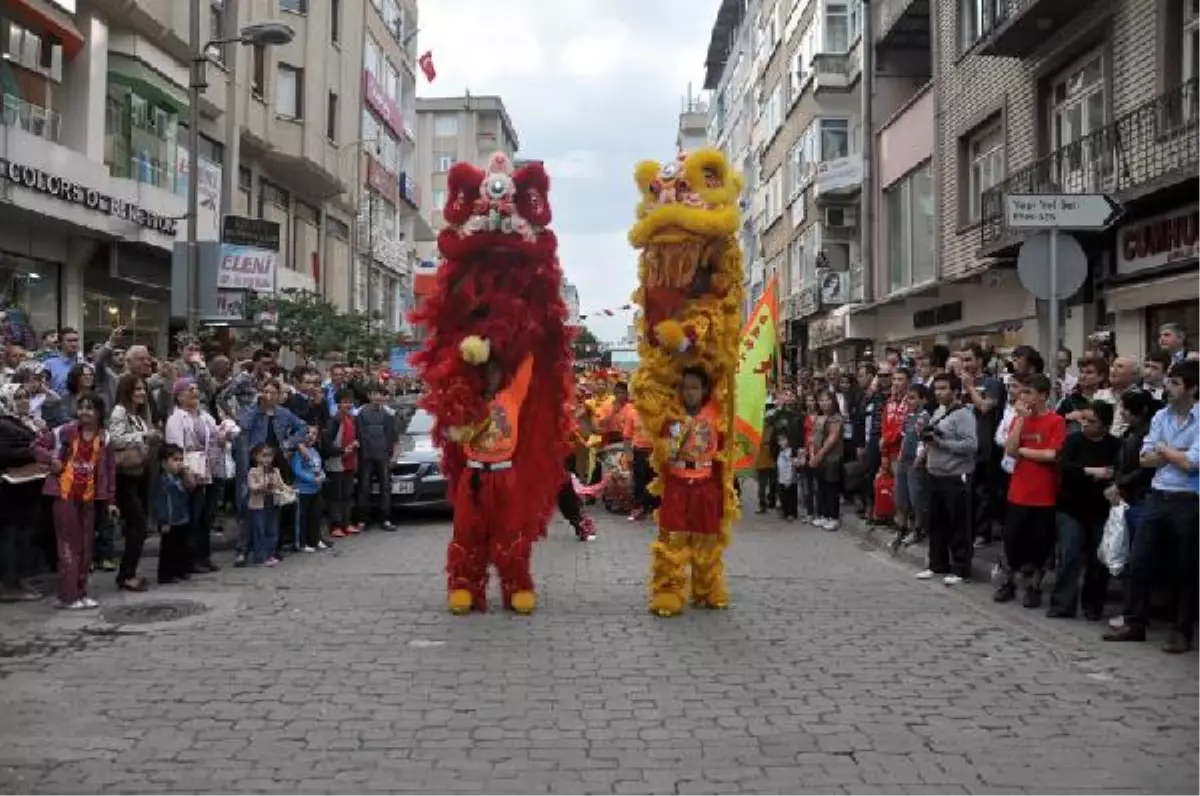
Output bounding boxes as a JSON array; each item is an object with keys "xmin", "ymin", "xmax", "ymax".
[
  {"xmin": 350, "ymin": 523, "xmax": 365, "ymax": 534},
  {"xmin": 331, "ymin": 528, "xmax": 347, "ymax": 538}
]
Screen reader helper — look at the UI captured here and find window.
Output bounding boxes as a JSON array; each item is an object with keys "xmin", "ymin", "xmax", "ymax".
[
  {"xmin": 276, "ymin": 64, "xmax": 303, "ymax": 119},
  {"xmin": 1050, "ymin": 51, "xmax": 1108, "ymax": 191},
  {"xmin": 373, "ymin": 0, "xmax": 404, "ymax": 44},
  {"xmin": 819, "ymin": 118, "xmax": 850, "ymax": 160},
  {"xmin": 434, "ymin": 114, "xmax": 458, "ymax": 137},
  {"xmin": 960, "ymin": 0, "xmax": 1002, "ymax": 50},
  {"xmin": 208, "ymin": 1, "xmax": 225, "ymax": 63},
  {"xmin": 1185, "ymin": 0, "xmax": 1199, "ymax": 84},
  {"xmin": 885, "ymin": 162, "xmax": 935, "ymax": 295},
  {"xmin": 238, "ymin": 166, "xmax": 252, "ymax": 217},
  {"xmin": 104, "ymin": 84, "xmax": 178, "ymax": 190},
  {"xmin": 331, "ymin": 0, "xmax": 341, "ymax": 44},
  {"xmin": 364, "ymin": 36, "xmax": 381, "ymax": 79},
  {"xmin": 824, "ymin": 1, "xmax": 852, "ymax": 53},
  {"xmin": 280, "ymin": 0, "xmax": 307, "ymax": 12},
  {"xmin": 788, "ymin": 238, "xmax": 804, "ymax": 295},
  {"xmin": 967, "ymin": 125, "xmax": 1004, "ymax": 223},
  {"xmin": 250, "ymin": 45, "xmax": 265, "ymax": 98},
  {"xmin": 327, "ymin": 92, "xmax": 338, "ymax": 141},
  {"xmin": 1, "ymin": 18, "xmax": 63, "ymax": 81},
  {"xmin": 435, "ymin": 152, "xmax": 454, "ymax": 172},
  {"xmin": 361, "ymin": 110, "xmax": 401, "ymax": 172},
  {"xmin": 432, "ymin": 189, "xmax": 447, "ymax": 209}
]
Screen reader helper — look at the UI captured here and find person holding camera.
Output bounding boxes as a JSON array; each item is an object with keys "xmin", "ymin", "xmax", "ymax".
[{"xmin": 914, "ymin": 372, "xmax": 978, "ymax": 585}]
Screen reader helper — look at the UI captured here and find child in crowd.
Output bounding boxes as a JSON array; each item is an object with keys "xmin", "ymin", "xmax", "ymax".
[
  {"xmin": 893, "ymin": 383, "xmax": 932, "ymax": 549},
  {"xmin": 155, "ymin": 444, "xmax": 191, "ymax": 584},
  {"xmin": 323, "ymin": 389, "xmax": 361, "ymax": 538},
  {"xmin": 247, "ymin": 443, "xmax": 287, "ymax": 566},
  {"xmin": 776, "ymin": 433, "xmax": 798, "ymax": 521},
  {"xmin": 45, "ymin": 392, "xmax": 118, "ymax": 609},
  {"xmin": 291, "ymin": 425, "xmax": 328, "ymax": 552}
]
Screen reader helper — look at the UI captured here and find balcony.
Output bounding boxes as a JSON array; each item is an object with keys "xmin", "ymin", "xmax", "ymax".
[
  {"xmin": 2, "ymin": 94, "xmax": 61, "ymax": 142},
  {"xmin": 875, "ymin": 0, "xmax": 931, "ymax": 53},
  {"xmin": 980, "ymin": 79, "xmax": 1199, "ymax": 253},
  {"xmin": 974, "ymin": 0, "xmax": 1097, "ymax": 58},
  {"xmin": 812, "ymin": 45, "xmax": 862, "ymax": 93}
]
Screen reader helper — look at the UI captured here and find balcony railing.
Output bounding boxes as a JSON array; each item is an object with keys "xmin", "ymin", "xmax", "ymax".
[
  {"xmin": 980, "ymin": 79, "xmax": 1199, "ymax": 249},
  {"xmin": 974, "ymin": 0, "xmax": 1093, "ymax": 57},
  {"xmin": 2, "ymin": 94, "xmax": 62, "ymax": 143}
]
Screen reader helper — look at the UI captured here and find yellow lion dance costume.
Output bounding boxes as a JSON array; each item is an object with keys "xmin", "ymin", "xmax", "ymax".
[{"xmin": 628, "ymin": 148, "xmax": 745, "ymax": 617}]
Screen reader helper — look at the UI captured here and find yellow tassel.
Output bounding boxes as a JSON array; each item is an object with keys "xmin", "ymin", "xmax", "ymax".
[{"xmin": 459, "ymin": 335, "xmax": 490, "ymax": 365}]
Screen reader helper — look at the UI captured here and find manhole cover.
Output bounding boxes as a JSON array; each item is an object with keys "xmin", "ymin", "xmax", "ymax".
[{"xmin": 102, "ymin": 600, "xmax": 208, "ymax": 625}]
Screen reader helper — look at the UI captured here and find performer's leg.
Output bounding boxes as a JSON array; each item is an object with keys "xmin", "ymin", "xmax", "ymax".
[
  {"xmin": 446, "ymin": 477, "xmax": 489, "ymax": 614},
  {"xmin": 687, "ymin": 477, "xmax": 729, "ymax": 609},
  {"xmin": 493, "ymin": 534, "xmax": 536, "ymax": 613},
  {"xmin": 649, "ymin": 530, "xmax": 691, "ymax": 617}
]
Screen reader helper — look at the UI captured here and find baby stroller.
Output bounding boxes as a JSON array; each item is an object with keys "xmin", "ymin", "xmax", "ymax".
[{"xmin": 598, "ymin": 443, "xmax": 634, "ymax": 515}]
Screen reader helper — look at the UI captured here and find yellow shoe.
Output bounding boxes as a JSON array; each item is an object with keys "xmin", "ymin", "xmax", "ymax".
[
  {"xmin": 510, "ymin": 590, "xmax": 537, "ymax": 615},
  {"xmin": 649, "ymin": 592, "xmax": 684, "ymax": 617},
  {"xmin": 693, "ymin": 598, "xmax": 729, "ymax": 610},
  {"xmin": 448, "ymin": 589, "xmax": 473, "ymax": 615}
]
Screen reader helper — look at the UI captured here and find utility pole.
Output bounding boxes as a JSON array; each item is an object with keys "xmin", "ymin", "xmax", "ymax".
[
  {"xmin": 219, "ymin": 0, "xmax": 241, "ymax": 224},
  {"xmin": 859, "ymin": 0, "xmax": 874, "ymax": 307},
  {"xmin": 186, "ymin": 0, "xmax": 202, "ymax": 337}
]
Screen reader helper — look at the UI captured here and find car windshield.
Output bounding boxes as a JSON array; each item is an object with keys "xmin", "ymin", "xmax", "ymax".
[{"xmin": 403, "ymin": 409, "xmax": 435, "ymax": 435}]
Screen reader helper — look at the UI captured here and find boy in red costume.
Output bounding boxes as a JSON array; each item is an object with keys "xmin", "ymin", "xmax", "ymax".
[
  {"xmin": 410, "ymin": 152, "xmax": 571, "ymax": 615},
  {"xmin": 651, "ymin": 366, "xmax": 727, "ymax": 616}
]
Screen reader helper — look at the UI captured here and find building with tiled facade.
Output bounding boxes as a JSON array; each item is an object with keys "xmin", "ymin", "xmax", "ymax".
[{"xmin": 702, "ymin": 0, "xmax": 1198, "ymax": 371}]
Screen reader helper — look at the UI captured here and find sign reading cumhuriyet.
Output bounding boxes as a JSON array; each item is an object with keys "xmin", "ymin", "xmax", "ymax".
[
  {"xmin": 0, "ymin": 157, "xmax": 178, "ymax": 236},
  {"xmin": 1005, "ymin": 193, "xmax": 1123, "ymax": 230}
]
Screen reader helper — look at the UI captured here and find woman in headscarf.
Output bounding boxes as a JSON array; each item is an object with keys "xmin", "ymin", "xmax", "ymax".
[{"xmin": 0, "ymin": 382, "xmax": 52, "ymax": 602}]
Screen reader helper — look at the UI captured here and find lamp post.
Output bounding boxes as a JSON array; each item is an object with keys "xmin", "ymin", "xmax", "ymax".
[{"xmin": 186, "ymin": 7, "xmax": 294, "ymax": 337}]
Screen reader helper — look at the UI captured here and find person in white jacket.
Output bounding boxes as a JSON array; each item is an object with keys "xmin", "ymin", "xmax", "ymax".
[{"xmin": 165, "ymin": 378, "xmax": 228, "ymax": 575}]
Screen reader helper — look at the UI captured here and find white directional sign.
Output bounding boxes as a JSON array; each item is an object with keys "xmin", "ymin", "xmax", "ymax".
[{"xmin": 1005, "ymin": 193, "xmax": 1123, "ymax": 230}]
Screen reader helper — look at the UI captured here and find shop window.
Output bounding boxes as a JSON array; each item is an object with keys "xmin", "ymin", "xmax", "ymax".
[
  {"xmin": 0, "ymin": 252, "xmax": 59, "ymax": 347},
  {"xmin": 1146, "ymin": 301, "xmax": 1199, "ymax": 356},
  {"xmin": 82, "ymin": 290, "xmax": 166, "ymax": 354},
  {"xmin": 885, "ymin": 161, "xmax": 935, "ymax": 295}
]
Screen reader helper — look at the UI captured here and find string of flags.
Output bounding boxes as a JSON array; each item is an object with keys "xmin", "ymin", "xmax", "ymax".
[{"xmin": 578, "ymin": 303, "xmax": 635, "ymax": 321}]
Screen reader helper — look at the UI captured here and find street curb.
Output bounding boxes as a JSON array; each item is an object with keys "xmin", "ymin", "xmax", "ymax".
[{"xmin": 839, "ymin": 515, "xmax": 997, "ymax": 584}]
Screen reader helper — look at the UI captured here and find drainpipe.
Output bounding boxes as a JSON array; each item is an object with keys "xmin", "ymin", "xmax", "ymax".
[{"xmin": 859, "ymin": 0, "xmax": 875, "ymax": 308}]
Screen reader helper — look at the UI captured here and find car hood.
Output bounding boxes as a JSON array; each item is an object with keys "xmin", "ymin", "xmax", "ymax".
[{"xmin": 396, "ymin": 433, "xmax": 440, "ymax": 464}]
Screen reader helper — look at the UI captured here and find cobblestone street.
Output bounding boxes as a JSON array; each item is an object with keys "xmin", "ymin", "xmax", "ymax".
[{"xmin": 0, "ymin": 505, "xmax": 1195, "ymax": 795}]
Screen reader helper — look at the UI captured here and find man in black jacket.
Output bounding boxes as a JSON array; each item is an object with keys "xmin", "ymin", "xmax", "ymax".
[{"xmin": 858, "ymin": 362, "xmax": 890, "ymax": 522}]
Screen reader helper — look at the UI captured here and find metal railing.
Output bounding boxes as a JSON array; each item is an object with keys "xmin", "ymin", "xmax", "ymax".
[
  {"xmin": 2, "ymin": 94, "xmax": 62, "ymax": 143},
  {"xmin": 980, "ymin": 79, "xmax": 1198, "ymax": 247}
]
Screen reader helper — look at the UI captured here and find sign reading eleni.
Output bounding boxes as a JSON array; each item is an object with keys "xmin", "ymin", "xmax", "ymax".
[{"xmin": 0, "ymin": 158, "xmax": 179, "ymax": 236}]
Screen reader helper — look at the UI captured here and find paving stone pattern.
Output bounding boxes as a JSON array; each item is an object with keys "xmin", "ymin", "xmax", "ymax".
[{"xmin": 0, "ymin": 504, "xmax": 1195, "ymax": 794}]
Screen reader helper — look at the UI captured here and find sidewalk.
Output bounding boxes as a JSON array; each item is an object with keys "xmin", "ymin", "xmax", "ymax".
[{"xmin": 838, "ymin": 512, "xmax": 1002, "ymax": 584}]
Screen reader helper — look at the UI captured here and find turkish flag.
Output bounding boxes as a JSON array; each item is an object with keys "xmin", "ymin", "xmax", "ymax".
[{"xmin": 418, "ymin": 51, "xmax": 436, "ymax": 82}]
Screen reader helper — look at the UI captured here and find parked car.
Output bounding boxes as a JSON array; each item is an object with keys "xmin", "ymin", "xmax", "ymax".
[{"xmin": 371, "ymin": 408, "xmax": 450, "ymax": 513}]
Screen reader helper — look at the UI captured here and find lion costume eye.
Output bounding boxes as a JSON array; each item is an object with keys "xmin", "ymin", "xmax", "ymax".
[{"xmin": 659, "ymin": 162, "xmax": 680, "ymax": 181}]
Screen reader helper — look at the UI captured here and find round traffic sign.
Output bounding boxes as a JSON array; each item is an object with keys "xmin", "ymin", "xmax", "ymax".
[{"xmin": 1016, "ymin": 231, "xmax": 1089, "ymax": 301}]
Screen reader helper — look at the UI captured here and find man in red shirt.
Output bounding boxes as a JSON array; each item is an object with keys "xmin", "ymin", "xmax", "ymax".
[{"xmin": 994, "ymin": 373, "xmax": 1067, "ymax": 607}]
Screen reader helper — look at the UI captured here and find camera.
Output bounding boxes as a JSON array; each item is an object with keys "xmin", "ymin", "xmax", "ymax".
[{"xmin": 920, "ymin": 426, "xmax": 944, "ymax": 443}]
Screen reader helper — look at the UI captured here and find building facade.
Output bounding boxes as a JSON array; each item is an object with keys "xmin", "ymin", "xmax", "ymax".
[
  {"xmin": 411, "ymin": 95, "xmax": 520, "ymax": 268},
  {"xmin": 561, "ymin": 278, "xmax": 580, "ymax": 327},
  {"xmin": 0, "ymin": 0, "xmax": 424, "ymax": 355}
]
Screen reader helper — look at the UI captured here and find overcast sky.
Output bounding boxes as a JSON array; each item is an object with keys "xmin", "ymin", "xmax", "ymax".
[{"xmin": 415, "ymin": 0, "xmax": 723, "ymax": 342}]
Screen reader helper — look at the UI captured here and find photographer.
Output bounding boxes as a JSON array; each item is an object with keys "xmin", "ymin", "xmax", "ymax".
[{"xmin": 914, "ymin": 372, "xmax": 978, "ymax": 585}]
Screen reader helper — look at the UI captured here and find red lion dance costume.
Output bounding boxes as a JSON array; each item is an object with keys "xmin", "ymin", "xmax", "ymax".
[{"xmin": 410, "ymin": 152, "xmax": 571, "ymax": 616}]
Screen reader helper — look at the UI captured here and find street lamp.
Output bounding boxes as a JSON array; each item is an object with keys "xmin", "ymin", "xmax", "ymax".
[{"xmin": 185, "ymin": 5, "xmax": 295, "ymax": 338}]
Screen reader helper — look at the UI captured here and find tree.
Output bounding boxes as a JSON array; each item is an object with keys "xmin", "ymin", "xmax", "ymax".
[
  {"xmin": 572, "ymin": 325, "xmax": 602, "ymax": 360},
  {"xmin": 238, "ymin": 289, "xmax": 395, "ymax": 363}
]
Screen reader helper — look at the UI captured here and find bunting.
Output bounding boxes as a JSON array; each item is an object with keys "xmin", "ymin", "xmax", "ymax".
[{"xmin": 577, "ymin": 303, "xmax": 635, "ymax": 321}]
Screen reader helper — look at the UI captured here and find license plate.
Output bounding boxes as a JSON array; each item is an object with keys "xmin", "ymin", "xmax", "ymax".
[{"xmin": 391, "ymin": 478, "xmax": 415, "ymax": 495}]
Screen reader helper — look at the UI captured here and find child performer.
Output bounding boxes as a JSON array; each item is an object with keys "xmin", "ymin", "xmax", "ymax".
[{"xmin": 650, "ymin": 366, "xmax": 727, "ymax": 617}]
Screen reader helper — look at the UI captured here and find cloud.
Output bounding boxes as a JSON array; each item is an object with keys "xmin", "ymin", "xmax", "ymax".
[
  {"xmin": 542, "ymin": 150, "xmax": 605, "ymax": 182},
  {"xmin": 415, "ymin": 0, "xmax": 723, "ymax": 342}
]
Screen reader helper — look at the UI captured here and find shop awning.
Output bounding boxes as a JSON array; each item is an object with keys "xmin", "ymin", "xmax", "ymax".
[
  {"xmin": 107, "ymin": 55, "xmax": 189, "ymax": 115},
  {"xmin": 1104, "ymin": 272, "xmax": 1200, "ymax": 314},
  {"xmin": 6, "ymin": 0, "xmax": 84, "ymax": 60}
]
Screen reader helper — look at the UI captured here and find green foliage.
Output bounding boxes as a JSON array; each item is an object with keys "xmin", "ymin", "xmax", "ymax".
[
  {"xmin": 240, "ymin": 289, "xmax": 394, "ymax": 362},
  {"xmin": 572, "ymin": 325, "xmax": 602, "ymax": 358}
]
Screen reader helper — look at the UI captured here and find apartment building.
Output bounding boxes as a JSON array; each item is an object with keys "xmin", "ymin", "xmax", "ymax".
[
  {"xmin": 739, "ymin": 0, "xmax": 869, "ymax": 373},
  {"xmin": 859, "ymin": 0, "xmax": 1198, "ymax": 361},
  {"xmin": 676, "ymin": 94, "xmax": 710, "ymax": 152},
  {"xmin": 411, "ymin": 95, "xmax": 520, "ymax": 268},
  {"xmin": 702, "ymin": 0, "xmax": 761, "ymax": 319},
  {"xmin": 357, "ymin": 0, "xmax": 434, "ymax": 334},
  {"xmin": 561, "ymin": 278, "xmax": 581, "ymax": 327},
  {"xmin": 0, "ymin": 0, "xmax": 425, "ymax": 353}
]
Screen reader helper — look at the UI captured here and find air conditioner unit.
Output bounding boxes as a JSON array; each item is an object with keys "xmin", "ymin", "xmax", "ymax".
[
  {"xmin": 824, "ymin": 206, "xmax": 858, "ymax": 228},
  {"xmin": 818, "ymin": 270, "xmax": 848, "ymax": 305}
]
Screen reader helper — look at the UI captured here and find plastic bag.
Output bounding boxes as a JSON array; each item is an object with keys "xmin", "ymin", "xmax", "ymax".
[{"xmin": 1098, "ymin": 502, "xmax": 1129, "ymax": 576}]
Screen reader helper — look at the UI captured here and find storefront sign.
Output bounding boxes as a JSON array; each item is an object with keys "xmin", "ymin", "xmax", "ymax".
[
  {"xmin": 362, "ymin": 70, "xmax": 404, "ymax": 138},
  {"xmin": 217, "ymin": 245, "xmax": 277, "ymax": 291},
  {"xmin": 221, "ymin": 215, "xmax": 280, "ymax": 250},
  {"xmin": 399, "ymin": 171, "xmax": 419, "ymax": 208},
  {"xmin": 214, "ymin": 290, "xmax": 247, "ymax": 320},
  {"xmin": 808, "ymin": 315, "xmax": 846, "ymax": 348},
  {"xmin": 1116, "ymin": 205, "xmax": 1199, "ymax": 275},
  {"xmin": 0, "ymin": 158, "xmax": 178, "ymax": 236},
  {"xmin": 175, "ymin": 146, "xmax": 222, "ymax": 240},
  {"xmin": 367, "ymin": 156, "xmax": 400, "ymax": 204}
]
